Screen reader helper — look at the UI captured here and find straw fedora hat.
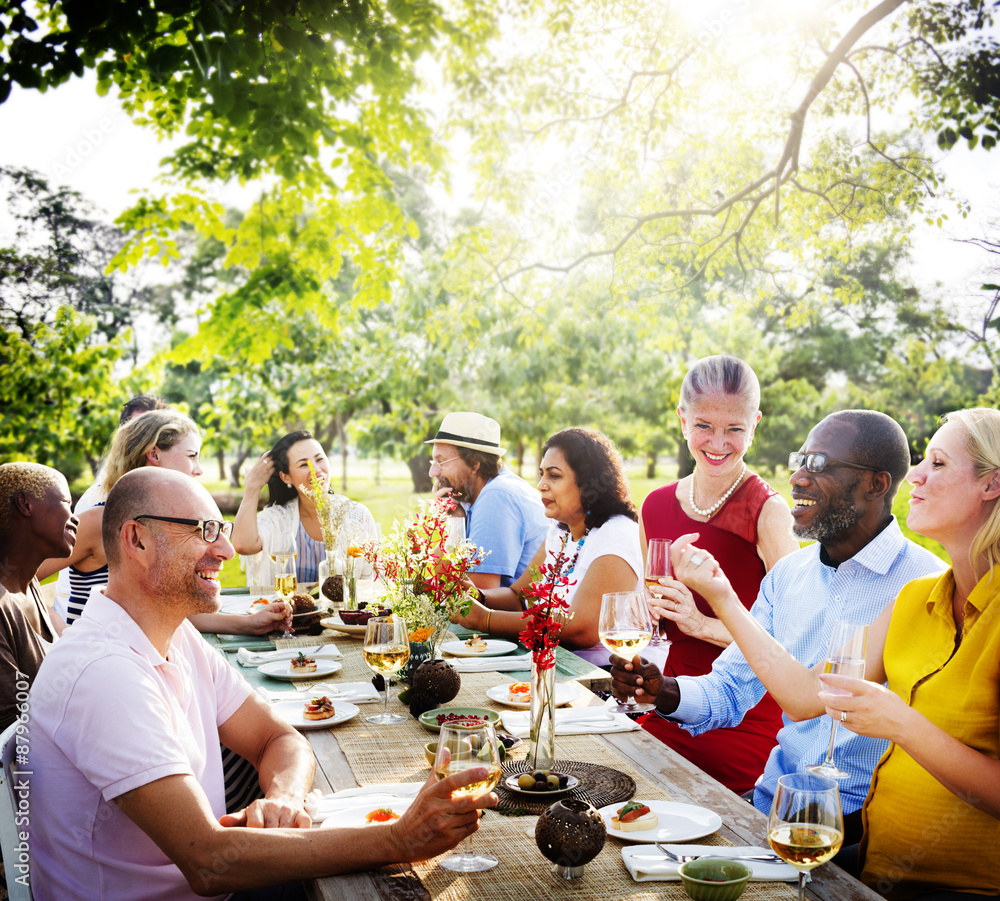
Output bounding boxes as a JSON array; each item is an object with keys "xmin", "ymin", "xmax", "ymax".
[{"xmin": 425, "ymin": 412, "xmax": 507, "ymax": 456}]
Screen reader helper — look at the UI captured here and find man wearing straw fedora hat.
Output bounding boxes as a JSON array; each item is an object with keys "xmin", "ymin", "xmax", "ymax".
[{"xmin": 426, "ymin": 412, "xmax": 547, "ymax": 590}]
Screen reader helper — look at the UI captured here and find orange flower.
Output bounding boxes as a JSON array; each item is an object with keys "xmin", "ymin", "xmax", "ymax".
[
  {"xmin": 346, "ymin": 545, "xmax": 364, "ymax": 558},
  {"xmin": 408, "ymin": 626, "xmax": 434, "ymax": 642}
]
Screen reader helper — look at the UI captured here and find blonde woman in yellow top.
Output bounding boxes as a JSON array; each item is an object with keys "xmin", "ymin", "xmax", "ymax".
[{"xmin": 662, "ymin": 407, "xmax": 1000, "ymax": 901}]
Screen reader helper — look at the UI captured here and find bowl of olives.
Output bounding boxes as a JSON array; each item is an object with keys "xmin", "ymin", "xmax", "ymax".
[{"xmin": 504, "ymin": 768, "xmax": 580, "ymax": 797}]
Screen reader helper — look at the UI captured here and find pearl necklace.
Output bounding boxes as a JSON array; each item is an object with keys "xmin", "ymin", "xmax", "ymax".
[{"xmin": 689, "ymin": 462, "xmax": 746, "ymax": 518}]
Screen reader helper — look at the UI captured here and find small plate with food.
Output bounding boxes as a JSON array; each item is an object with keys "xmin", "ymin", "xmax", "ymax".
[
  {"xmin": 320, "ymin": 799, "xmax": 414, "ymax": 829},
  {"xmin": 272, "ymin": 697, "xmax": 360, "ymax": 730},
  {"xmin": 440, "ymin": 638, "xmax": 519, "ymax": 658},
  {"xmin": 485, "ymin": 681, "xmax": 581, "ymax": 709},
  {"xmin": 258, "ymin": 656, "xmax": 344, "ymax": 681},
  {"xmin": 598, "ymin": 800, "xmax": 722, "ymax": 843},
  {"xmin": 417, "ymin": 706, "xmax": 502, "ymax": 733},
  {"xmin": 503, "ymin": 769, "xmax": 580, "ymax": 797}
]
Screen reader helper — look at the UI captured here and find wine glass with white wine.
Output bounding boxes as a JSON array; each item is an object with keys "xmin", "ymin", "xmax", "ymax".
[
  {"xmin": 433, "ymin": 720, "xmax": 502, "ymax": 872},
  {"xmin": 768, "ymin": 773, "xmax": 844, "ymax": 901},
  {"xmin": 271, "ymin": 532, "xmax": 298, "ymax": 639},
  {"xmin": 362, "ymin": 616, "xmax": 411, "ymax": 725},
  {"xmin": 599, "ymin": 591, "xmax": 654, "ymax": 713},
  {"xmin": 807, "ymin": 620, "xmax": 868, "ymax": 779}
]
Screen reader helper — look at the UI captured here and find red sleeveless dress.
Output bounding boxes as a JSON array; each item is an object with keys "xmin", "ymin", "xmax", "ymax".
[{"xmin": 639, "ymin": 475, "xmax": 785, "ymax": 794}]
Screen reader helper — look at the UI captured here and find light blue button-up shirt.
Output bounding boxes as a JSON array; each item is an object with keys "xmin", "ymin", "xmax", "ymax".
[{"xmin": 669, "ymin": 517, "xmax": 945, "ymax": 815}]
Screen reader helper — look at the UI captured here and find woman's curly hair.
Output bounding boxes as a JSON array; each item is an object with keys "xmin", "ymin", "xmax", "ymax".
[{"xmin": 542, "ymin": 428, "xmax": 637, "ymax": 531}]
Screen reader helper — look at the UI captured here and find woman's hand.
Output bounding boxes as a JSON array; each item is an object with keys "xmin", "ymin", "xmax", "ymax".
[
  {"xmin": 246, "ymin": 600, "xmax": 293, "ymax": 635},
  {"xmin": 647, "ymin": 578, "xmax": 708, "ymax": 638},
  {"xmin": 818, "ymin": 673, "xmax": 915, "ymax": 744},
  {"xmin": 244, "ymin": 452, "xmax": 275, "ymax": 495},
  {"xmin": 669, "ymin": 533, "xmax": 738, "ymax": 616}
]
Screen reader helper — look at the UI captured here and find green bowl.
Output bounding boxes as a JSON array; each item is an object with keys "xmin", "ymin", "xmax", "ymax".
[{"xmin": 678, "ymin": 858, "xmax": 752, "ymax": 901}]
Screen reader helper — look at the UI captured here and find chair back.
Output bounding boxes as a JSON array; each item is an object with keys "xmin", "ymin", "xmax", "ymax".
[{"xmin": 0, "ymin": 721, "xmax": 34, "ymax": 900}]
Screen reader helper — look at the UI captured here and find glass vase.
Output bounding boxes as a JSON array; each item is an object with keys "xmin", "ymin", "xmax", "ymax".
[
  {"xmin": 345, "ymin": 554, "xmax": 358, "ymax": 608},
  {"xmin": 529, "ymin": 658, "xmax": 557, "ymax": 770},
  {"xmin": 319, "ymin": 553, "xmax": 344, "ymax": 608}
]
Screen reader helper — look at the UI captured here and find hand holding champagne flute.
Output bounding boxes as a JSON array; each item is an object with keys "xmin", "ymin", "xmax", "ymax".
[
  {"xmin": 272, "ymin": 532, "xmax": 297, "ymax": 638},
  {"xmin": 807, "ymin": 620, "xmax": 868, "ymax": 779},
  {"xmin": 433, "ymin": 720, "xmax": 502, "ymax": 872},
  {"xmin": 768, "ymin": 773, "xmax": 844, "ymax": 901},
  {"xmin": 363, "ymin": 616, "xmax": 411, "ymax": 725},
  {"xmin": 599, "ymin": 591, "xmax": 654, "ymax": 713}
]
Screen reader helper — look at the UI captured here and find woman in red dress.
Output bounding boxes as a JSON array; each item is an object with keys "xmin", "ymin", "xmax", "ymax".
[{"xmin": 640, "ymin": 355, "xmax": 799, "ymax": 793}]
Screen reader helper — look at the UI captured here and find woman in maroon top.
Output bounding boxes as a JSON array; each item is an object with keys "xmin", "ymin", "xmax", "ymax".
[{"xmin": 640, "ymin": 355, "xmax": 799, "ymax": 793}]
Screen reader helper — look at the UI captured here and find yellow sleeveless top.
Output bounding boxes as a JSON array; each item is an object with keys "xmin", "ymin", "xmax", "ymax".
[{"xmin": 860, "ymin": 567, "xmax": 1000, "ymax": 899}]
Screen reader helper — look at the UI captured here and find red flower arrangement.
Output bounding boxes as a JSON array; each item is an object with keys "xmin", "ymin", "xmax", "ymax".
[{"xmin": 519, "ymin": 532, "xmax": 577, "ymax": 670}]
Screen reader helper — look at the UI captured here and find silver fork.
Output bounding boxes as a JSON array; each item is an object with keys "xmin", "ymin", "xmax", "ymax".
[{"xmin": 655, "ymin": 842, "xmax": 782, "ymax": 863}]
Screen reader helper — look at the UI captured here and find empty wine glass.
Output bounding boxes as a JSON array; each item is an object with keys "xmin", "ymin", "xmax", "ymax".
[
  {"xmin": 768, "ymin": 773, "xmax": 844, "ymax": 901},
  {"xmin": 434, "ymin": 720, "xmax": 502, "ymax": 872},
  {"xmin": 599, "ymin": 591, "xmax": 654, "ymax": 713},
  {"xmin": 807, "ymin": 620, "xmax": 868, "ymax": 779},
  {"xmin": 644, "ymin": 538, "xmax": 671, "ymax": 646},
  {"xmin": 362, "ymin": 616, "xmax": 411, "ymax": 725}
]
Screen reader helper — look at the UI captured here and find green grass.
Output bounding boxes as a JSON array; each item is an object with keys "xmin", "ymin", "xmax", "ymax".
[{"xmin": 64, "ymin": 456, "xmax": 949, "ymax": 592}]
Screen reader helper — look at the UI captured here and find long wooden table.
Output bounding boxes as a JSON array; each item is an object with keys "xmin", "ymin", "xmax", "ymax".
[{"xmin": 212, "ymin": 622, "xmax": 881, "ymax": 901}]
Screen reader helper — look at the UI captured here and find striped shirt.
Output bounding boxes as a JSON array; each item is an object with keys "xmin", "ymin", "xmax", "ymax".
[
  {"xmin": 670, "ymin": 518, "xmax": 945, "ymax": 815},
  {"xmin": 66, "ymin": 501, "xmax": 108, "ymax": 626},
  {"xmin": 295, "ymin": 518, "xmax": 325, "ymax": 583}
]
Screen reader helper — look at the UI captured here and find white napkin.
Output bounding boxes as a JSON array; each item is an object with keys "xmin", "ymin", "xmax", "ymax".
[
  {"xmin": 258, "ymin": 682, "xmax": 380, "ymax": 704},
  {"xmin": 501, "ymin": 708, "xmax": 641, "ymax": 737},
  {"xmin": 304, "ymin": 783, "xmax": 422, "ymax": 823},
  {"xmin": 622, "ymin": 845, "xmax": 799, "ymax": 882},
  {"xmin": 236, "ymin": 645, "xmax": 341, "ymax": 667},
  {"xmin": 449, "ymin": 657, "xmax": 529, "ymax": 673}
]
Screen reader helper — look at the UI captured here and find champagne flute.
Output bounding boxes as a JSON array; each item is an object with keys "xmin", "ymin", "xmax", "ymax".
[
  {"xmin": 363, "ymin": 616, "xmax": 411, "ymax": 725},
  {"xmin": 644, "ymin": 538, "xmax": 671, "ymax": 645},
  {"xmin": 271, "ymin": 533, "xmax": 298, "ymax": 639},
  {"xmin": 433, "ymin": 720, "xmax": 502, "ymax": 872},
  {"xmin": 768, "ymin": 773, "xmax": 844, "ymax": 901},
  {"xmin": 807, "ymin": 621, "xmax": 868, "ymax": 779},
  {"xmin": 599, "ymin": 591, "xmax": 654, "ymax": 713}
]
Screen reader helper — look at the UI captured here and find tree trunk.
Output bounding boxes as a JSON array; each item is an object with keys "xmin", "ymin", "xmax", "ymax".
[
  {"xmin": 338, "ymin": 412, "xmax": 349, "ymax": 492},
  {"xmin": 407, "ymin": 453, "xmax": 433, "ymax": 493},
  {"xmin": 677, "ymin": 440, "xmax": 694, "ymax": 479},
  {"xmin": 230, "ymin": 447, "xmax": 252, "ymax": 488},
  {"xmin": 516, "ymin": 440, "xmax": 525, "ymax": 477},
  {"xmin": 217, "ymin": 444, "xmax": 226, "ymax": 482},
  {"xmin": 646, "ymin": 449, "xmax": 657, "ymax": 480}
]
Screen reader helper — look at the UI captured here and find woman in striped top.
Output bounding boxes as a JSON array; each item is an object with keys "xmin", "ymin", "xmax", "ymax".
[
  {"xmin": 38, "ymin": 410, "xmax": 205, "ymax": 624},
  {"xmin": 233, "ymin": 430, "xmax": 378, "ymax": 590}
]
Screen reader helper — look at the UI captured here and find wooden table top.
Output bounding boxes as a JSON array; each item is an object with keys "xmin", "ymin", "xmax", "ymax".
[{"xmin": 210, "ymin": 625, "xmax": 881, "ymax": 901}]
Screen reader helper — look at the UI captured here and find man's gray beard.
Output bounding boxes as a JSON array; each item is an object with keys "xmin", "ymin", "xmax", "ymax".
[{"xmin": 793, "ymin": 484, "xmax": 863, "ymax": 544}]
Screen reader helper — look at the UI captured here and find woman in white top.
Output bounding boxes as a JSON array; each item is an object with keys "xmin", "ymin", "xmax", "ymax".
[
  {"xmin": 232, "ymin": 430, "xmax": 378, "ymax": 590},
  {"xmin": 455, "ymin": 428, "xmax": 642, "ymax": 663}
]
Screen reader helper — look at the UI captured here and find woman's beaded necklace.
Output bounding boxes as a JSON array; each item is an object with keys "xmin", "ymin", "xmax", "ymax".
[
  {"xmin": 560, "ymin": 528, "xmax": 589, "ymax": 577},
  {"xmin": 689, "ymin": 462, "xmax": 746, "ymax": 518}
]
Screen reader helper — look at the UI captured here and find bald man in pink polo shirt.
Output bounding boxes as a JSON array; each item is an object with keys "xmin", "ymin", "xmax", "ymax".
[{"xmin": 26, "ymin": 468, "xmax": 496, "ymax": 901}]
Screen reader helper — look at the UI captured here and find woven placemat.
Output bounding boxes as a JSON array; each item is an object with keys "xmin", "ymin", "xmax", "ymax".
[{"xmin": 496, "ymin": 759, "xmax": 635, "ymax": 815}]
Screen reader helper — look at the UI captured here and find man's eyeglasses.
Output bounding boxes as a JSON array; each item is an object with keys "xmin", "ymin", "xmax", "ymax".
[
  {"xmin": 428, "ymin": 455, "xmax": 461, "ymax": 470},
  {"xmin": 135, "ymin": 515, "xmax": 233, "ymax": 543},
  {"xmin": 788, "ymin": 452, "xmax": 883, "ymax": 474}
]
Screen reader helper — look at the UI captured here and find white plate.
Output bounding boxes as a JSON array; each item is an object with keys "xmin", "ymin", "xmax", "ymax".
[
  {"xmin": 319, "ymin": 798, "xmax": 414, "ymax": 828},
  {"xmin": 486, "ymin": 682, "xmax": 580, "ymax": 709},
  {"xmin": 272, "ymin": 699, "xmax": 360, "ymax": 730},
  {"xmin": 441, "ymin": 639, "xmax": 519, "ymax": 658},
  {"xmin": 503, "ymin": 772, "xmax": 580, "ymax": 797},
  {"xmin": 320, "ymin": 616, "xmax": 367, "ymax": 637},
  {"xmin": 598, "ymin": 800, "xmax": 722, "ymax": 843},
  {"xmin": 258, "ymin": 659, "xmax": 344, "ymax": 681}
]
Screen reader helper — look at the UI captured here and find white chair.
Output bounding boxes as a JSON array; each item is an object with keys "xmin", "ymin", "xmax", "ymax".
[{"xmin": 0, "ymin": 721, "xmax": 33, "ymax": 900}]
